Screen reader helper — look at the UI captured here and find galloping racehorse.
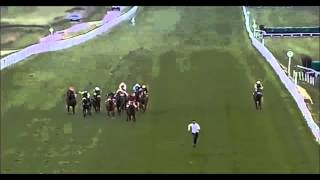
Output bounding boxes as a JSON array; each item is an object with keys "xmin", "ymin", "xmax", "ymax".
[
  {"xmin": 139, "ymin": 92, "xmax": 149, "ymax": 112},
  {"xmin": 116, "ymin": 92, "xmax": 127, "ymax": 115},
  {"xmin": 126, "ymin": 102, "xmax": 137, "ymax": 122},
  {"xmin": 253, "ymin": 89, "xmax": 263, "ymax": 111},
  {"xmin": 91, "ymin": 94, "xmax": 101, "ymax": 113},
  {"xmin": 66, "ymin": 89, "xmax": 77, "ymax": 115},
  {"xmin": 82, "ymin": 98, "xmax": 92, "ymax": 117},
  {"xmin": 105, "ymin": 96, "xmax": 116, "ymax": 117}
]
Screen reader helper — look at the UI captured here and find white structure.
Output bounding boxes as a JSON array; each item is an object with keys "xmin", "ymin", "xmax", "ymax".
[
  {"xmin": 49, "ymin": 27, "xmax": 54, "ymax": 35},
  {"xmin": 287, "ymin": 50, "xmax": 294, "ymax": 77},
  {"xmin": 131, "ymin": 16, "xmax": 135, "ymax": 26},
  {"xmin": 0, "ymin": 6, "xmax": 139, "ymax": 70},
  {"xmin": 242, "ymin": 6, "xmax": 320, "ymax": 143}
]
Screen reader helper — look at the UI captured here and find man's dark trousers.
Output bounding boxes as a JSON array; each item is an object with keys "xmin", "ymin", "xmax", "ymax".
[{"xmin": 192, "ymin": 132, "xmax": 199, "ymax": 146}]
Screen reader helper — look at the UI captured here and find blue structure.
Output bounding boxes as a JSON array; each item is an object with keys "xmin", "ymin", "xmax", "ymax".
[{"xmin": 66, "ymin": 13, "xmax": 82, "ymax": 22}]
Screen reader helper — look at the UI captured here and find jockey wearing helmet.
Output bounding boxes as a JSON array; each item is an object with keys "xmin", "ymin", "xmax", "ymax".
[
  {"xmin": 79, "ymin": 90, "xmax": 90, "ymax": 101},
  {"xmin": 106, "ymin": 92, "xmax": 117, "ymax": 104},
  {"xmin": 68, "ymin": 86, "xmax": 76, "ymax": 97},
  {"xmin": 93, "ymin": 87, "xmax": 102, "ymax": 98},
  {"xmin": 253, "ymin": 80, "xmax": 264, "ymax": 96},
  {"xmin": 128, "ymin": 93, "xmax": 136, "ymax": 103},
  {"xmin": 133, "ymin": 83, "xmax": 141, "ymax": 93},
  {"xmin": 128, "ymin": 92, "xmax": 139, "ymax": 108},
  {"xmin": 116, "ymin": 82, "xmax": 128, "ymax": 97},
  {"xmin": 126, "ymin": 99, "xmax": 138, "ymax": 109},
  {"xmin": 68, "ymin": 86, "xmax": 75, "ymax": 93},
  {"xmin": 141, "ymin": 84, "xmax": 149, "ymax": 95},
  {"xmin": 107, "ymin": 91, "xmax": 115, "ymax": 99},
  {"xmin": 254, "ymin": 80, "xmax": 263, "ymax": 92}
]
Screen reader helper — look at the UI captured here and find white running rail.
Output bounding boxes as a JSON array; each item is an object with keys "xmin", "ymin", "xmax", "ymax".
[
  {"xmin": 242, "ymin": 6, "xmax": 320, "ymax": 143},
  {"xmin": 1, "ymin": 6, "xmax": 139, "ymax": 70}
]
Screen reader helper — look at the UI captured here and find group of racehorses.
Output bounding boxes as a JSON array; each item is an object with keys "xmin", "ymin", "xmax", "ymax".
[{"xmin": 65, "ymin": 87, "xmax": 149, "ymax": 121}]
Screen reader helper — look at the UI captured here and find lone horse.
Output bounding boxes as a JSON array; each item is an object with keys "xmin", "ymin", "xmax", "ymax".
[
  {"xmin": 139, "ymin": 92, "xmax": 149, "ymax": 112},
  {"xmin": 105, "ymin": 97, "xmax": 116, "ymax": 117},
  {"xmin": 126, "ymin": 103, "xmax": 137, "ymax": 122},
  {"xmin": 253, "ymin": 90, "xmax": 263, "ymax": 111},
  {"xmin": 91, "ymin": 95, "xmax": 101, "ymax": 113},
  {"xmin": 66, "ymin": 89, "xmax": 77, "ymax": 115},
  {"xmin": 116, "ymin": 93, "xmax": 127, "ymax": 116}
]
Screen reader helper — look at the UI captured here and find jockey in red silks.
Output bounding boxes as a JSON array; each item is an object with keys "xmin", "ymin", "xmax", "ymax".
[
  {"xmin": 126, "ymin": 99, "xmax": 138, "ymax": 109},
  {"xmin": 128, "ymin": 92, "xmax": 139, "ymax": 109}
]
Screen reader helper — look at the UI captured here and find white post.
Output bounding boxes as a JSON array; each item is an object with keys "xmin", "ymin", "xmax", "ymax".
[
  {"xmin": 252, "ymin": 19, "xmax": 257, "ymax": 38},
  {"xmin": 305, "ymin": 73, "xmax": 309, "ymax": 83},
  {"xmin": 301, "ymin": 72, "xmax": 304, "ymax": 81},
  {"xmin": 288, "ymin": 57, "xmax": 292, "ymax": 77},
  {"xmin": 298, "ymin": 71, "xmax": 301, "ymax": 80},
  {"xmin": 287, "ymin": 51, "xmax": 294, "ymax": 77},
  {"xmin": 310, "ymin": 76, "xmax": 314, "ymax": 86},
  {"xmin": 293, "ymin": 71, "xmax": 298, "ymax": 85}
]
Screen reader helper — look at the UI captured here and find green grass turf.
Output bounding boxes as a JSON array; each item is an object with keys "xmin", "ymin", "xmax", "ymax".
[
  {"xmin": 248, "ymin": 6, "xmax": 320, "ymax": 27},
  {"xmin": 264, "ymin": 38, "xmax": 320, "ymax": 125},
  {"xmin": 1, "ymin": 7, "xmax": 319, "ymax": 173},
  {"xmin": 1, "ymin": 6, "xmax": 75, "ymax": 25},
  {"xmin": 0, "ymin": 6, "xmax": 108, "ymax": 50}
]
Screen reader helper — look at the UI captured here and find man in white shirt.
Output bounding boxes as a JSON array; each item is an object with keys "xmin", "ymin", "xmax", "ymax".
[{"xmin": 188, "ymin": 120, "xmax": 201, "ymax": 147}]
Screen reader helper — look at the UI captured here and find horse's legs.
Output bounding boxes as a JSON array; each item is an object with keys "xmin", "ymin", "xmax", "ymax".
[
  {"xmin": 83, "ymin": 108, "xmax": 86, "ymax": 118},
  {"xmin": 133, "ymin": 113, "xmax": 136, "ymax": 122},
  {"xmin": 255, "ymin": 100, "xmax": 258, "ymax": 110},
  {"xmin": 259, "ymin": 100, "xmax": 262, "ymax": 111},
  {"xmin": 89, "ymin": 107, "xmax": 92, "ymax": 116},
  {"xmin": 67, "ymin": 105, "xmax": 70, "ymax": 113},
  {"xmin": 117, "ymin": 106, "xmax": 121, "ymax": 116},
  {"xmin": 143, "ymin": 103, "xmax": 147, "ymax": 112},
  {"xmin": 72, "ymin": 105, "xmax": 75, "ymax": 115}
]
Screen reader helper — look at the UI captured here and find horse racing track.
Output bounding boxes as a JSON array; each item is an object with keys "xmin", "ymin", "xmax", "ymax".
[{"xmin": 1, "ymin": 7, "xmax": 319, "ymax": 173}]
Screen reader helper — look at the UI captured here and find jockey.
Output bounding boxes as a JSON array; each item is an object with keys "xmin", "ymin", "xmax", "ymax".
[
  {"xmin": 141, "ymin": 84, "xmax": 149, "ymax": 95},
  {"xmin": 107, "ymin": 91, "xmax": 115, "ymax": 98},
  {"xmin": 68, "ymin": 86, "xmax": 76, "ymax": 97},
  {"xmin": 68, "ymin": 86, "xmax": 75, "ymax": 93},
  {"xmin": 119, "ymin": 82, "xmax": 127, "ymax": 91},
  {"xmin": 254, "ymin": 80, "xmax": 263, "ymax": 92},
  {"xmin": 126, "ymin": 100, "xmax": 137, "ymax": 109},
  {"xmin": 133, "ymin": 83, "xmax": 141, "ymax": 93},
  {"xmin": 128, "ymin": 93, "xmax": 136, "ymax": 101},
  {"xmin": 82, "ymin": 96, "xmax": 90, "ymax": 107},
  {"xmin": 79, "ymin": 90, "xmax": 90, "ymax": 100},
  {"xmin": 106, "ymin": 92, "xmax": 117, "ymax": 104},
  {"xmin": 93, "ymin": 87, "xmax": 102, "ymax": 98},
  {"xmin": 128, "ymin": 92, "xmax": 137, "ymax": 104},
  {"xmin": 116, "ymin": 82, "xmax": 128, "ymax": 97}
]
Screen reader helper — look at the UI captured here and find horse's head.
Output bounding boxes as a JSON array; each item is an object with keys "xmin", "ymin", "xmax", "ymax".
[
  {"xmin": 67, "ymin": 90, "xmax": 75, "ymax": 99},
  {"xmin": 128, "ymin": 104, "xmax": 135, "ymax": 110}
]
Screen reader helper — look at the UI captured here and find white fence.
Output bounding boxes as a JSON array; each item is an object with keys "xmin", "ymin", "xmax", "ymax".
[
  {"xmin": 1, "ymin": 6, "xmax": 138, "ymax": 70},
  {"xmin": 242, "ymin": 6, "xmax": 320, "ymax": 143}
]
